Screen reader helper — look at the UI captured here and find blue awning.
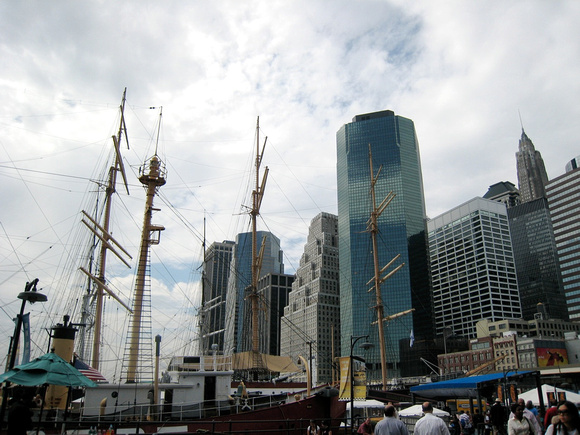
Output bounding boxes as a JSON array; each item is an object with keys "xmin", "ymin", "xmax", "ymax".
[{"xmin": 410, "ymin": 371, "xmax": 534, "ymax": 399}]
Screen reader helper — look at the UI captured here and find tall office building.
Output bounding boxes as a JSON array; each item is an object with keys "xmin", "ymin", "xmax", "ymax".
[
  {"xmin": 428, "ymin": 197, "xmax": 522, "ymax": 338},
  {"xmin": 200, "ymin": 240, "xmax": 234, "ymax": 353},
  {"xmin": 546, "ymin": 161, "xmax": 580, "ymax": 320},
  {"xmin": 223, "ymin": 231, "xmax": 284, "ymax": 354},
  {"xmin": 244, "ymin": 272, "xmax": 294, "ymax": 355},
  {"xmin": 336, "ymin": 110, "xmax": 432, "ymax": 380},
  {"xmin": 516, "ymin": 129, "xmax": 549, "ymax": 203},
  {"xmin": 507, "ymin": 198, "xmax": 568, "ymax": 321},
  {"xmin": 280, "ymin": 212, "xmax": 341, "ymax": 385}
]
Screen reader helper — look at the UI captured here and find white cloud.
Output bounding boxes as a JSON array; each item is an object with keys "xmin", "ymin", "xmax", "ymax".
[{"xmin": 1, "ymin": 0, "xmax": 579, "ymax": 371}]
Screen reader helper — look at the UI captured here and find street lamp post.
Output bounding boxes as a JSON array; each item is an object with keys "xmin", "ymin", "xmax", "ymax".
[
  {"xmin": 350, "ymin": 335, "xmax": 373, "ymax": 435},
  {"xmin": 0, "ymin": 279, "xmax": 48, "ymax": 428}
]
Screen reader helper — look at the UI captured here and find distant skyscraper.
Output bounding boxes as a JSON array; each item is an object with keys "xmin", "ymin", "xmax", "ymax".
[
  {"xmin": 280, "ymin": 212, "xmax": 341, "ymax": 385},
  {"xmin": 245, "ymin": 272, "xmax": 294, "ymax": 356},
  {"xmin": 428, "ymin": 197, "xmax": 522, "ymax": 338},
  {"xmin": 483, "ymin": 181, "xmax": 521, "ymax": 209},
  {"xmin": 546, "ymin": 164, "xmax": 580, "ymax": 320},
  {"xmin": 200, "ymin": 240, "xmax": 234, "ymax": 353},
  {"xmin": 336, "ymin": 110, "xmax": 432, "ymax": 380},
  {"xmin": 516, "ymin": 130, "xmax": 549, "ymax": 203},
  {"xmin": 507, "ymin": 198, "xmax": 567, "ymax": 321},
  {"xmin": 223, "ymin": 231, "xmax": 284, "ymax": 354}
]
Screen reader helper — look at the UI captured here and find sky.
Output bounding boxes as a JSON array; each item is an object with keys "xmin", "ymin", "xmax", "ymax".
[{"xmin": 1, "ymin": 1, "xmax": 579, "ymax": 378}]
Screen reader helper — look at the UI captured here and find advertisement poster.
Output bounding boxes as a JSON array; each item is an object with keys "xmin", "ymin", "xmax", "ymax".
[
  {"xmin": 536, "ymin": 348, "xmax": 568, "ymax": 367},
  {"xmin": 338, "ymin": 356, "xmax": 367, "ymax": 401}
]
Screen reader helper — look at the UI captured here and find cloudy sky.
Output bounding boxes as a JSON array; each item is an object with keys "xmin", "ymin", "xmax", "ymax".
[{"xmin": 1, "ymin": 1, "xmax": 579, "ymax": 376}]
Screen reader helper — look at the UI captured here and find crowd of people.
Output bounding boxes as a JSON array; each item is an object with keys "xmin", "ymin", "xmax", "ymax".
[{"xmin": 304, "ymin": 397, "xmax": 580, "ymax": 435}]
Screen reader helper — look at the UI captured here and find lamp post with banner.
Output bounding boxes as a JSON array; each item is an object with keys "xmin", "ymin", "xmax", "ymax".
[{"xmin": 350, "ymin": 335, "xmax": 374, "ymax": 434}]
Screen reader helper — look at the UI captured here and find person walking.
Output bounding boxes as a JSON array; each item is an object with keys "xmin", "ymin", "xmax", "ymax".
[
  {"xmin": 545, "ymin": 400, "xmax": 559, "ymax": 430},
  {"xmin": 510, "ymin": 398, "xmax": 542, "ymax": 435},
  {"xmin": 491, "ymin": 399, "xmax": 507, "ymax": 435},
  {"xmin": 357, "ymin": 417, "xmax": 373, "ymax": 434},
  {"xmin": 374, "ymin": 404, "xmax": 408, "ymax": 435},
  {"xmin": 414, "ymin": 402, "xmax": 450, "ymax": 435},
  {"xmin": 507, "ymin": 403, "xmax": 537, "ymax": 435},
  {"xmin": 545, "ymin": 400, "xmax": 580, "ymax": 435}
]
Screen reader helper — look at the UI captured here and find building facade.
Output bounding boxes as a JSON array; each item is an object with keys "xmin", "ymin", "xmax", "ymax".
[
  {"xmin": 546, "ymin": 165, "xmax": 580, "ymax": 320},
  {"xmin": 516, "ymin": 130, "xmax": 549, "ymax": 203},
  {"xmin": 336, "ymin": 110, "xmax": 432, "ymax": 380},
  {"xmin": 280, "ymin": 212, "xmax": 341, "ymax": 385},
  {"xmin": 507, "ymin": 198, "xmax": 568, "ymax": 321},
  {"xmin": 223, "ymin": 231, "xmax": 284, "ymax": 354},
  {"xmin": 428, "ymin": 198, "xmax": 521, "ymax": 338},
  {"xmin": 438, "ymin": 337, "xmax": 494, "ymax": 377},
  {"xmin": 493, "ymin": 334, "xmax": 518, "ymax": 371},
  {"xmin": 476, "ymin": 317, "xmax": 580, "ymax": 339},
  {"xmin": 200, "ymin": 240, "xmax": 235, "ymax": 353},
  {"xmin": 247, "ymin": 272, "xmax": 295, "ymax": 356}
]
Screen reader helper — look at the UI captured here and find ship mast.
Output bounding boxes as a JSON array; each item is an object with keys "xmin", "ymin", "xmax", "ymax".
[
  {"xmin": 80, "ymin": 89, "xmax": 132, "ymax": 371},
  {"xmin": 249, "ymin": 117, "xmax": 268, "ymax": 359},
  {"xmin": 126, "ymin": 111, "xmax": 166, "ymax": 383},
  {"xmin": 366, "ymin": 145, "xmax": 411, "ymax": 390}
]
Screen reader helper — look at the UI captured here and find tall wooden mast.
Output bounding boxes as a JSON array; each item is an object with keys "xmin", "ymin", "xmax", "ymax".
[
  {"xmin": 126, "ymin": 113, "xmax": 166, "ymax": 383},
  {"xmin": 80, "ymin": 89, "xmax": 131, "ymax": 371},
  {"xmin": 366, "ymin": 145, "xmax": 410, "ymax": 390},
  {"xmin": 249, "ymin": 117, "xmax": 268, "ymax": 357}
]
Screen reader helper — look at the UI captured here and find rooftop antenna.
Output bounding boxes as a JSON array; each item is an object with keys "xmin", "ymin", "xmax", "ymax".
[{"xmin": 518, "ymin": 109, "xmax": 525, "ymax": 134}]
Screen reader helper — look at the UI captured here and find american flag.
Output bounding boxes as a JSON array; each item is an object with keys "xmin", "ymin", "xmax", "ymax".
[{"xmin": 73, "ymin": 356, "xmax": 108, "ymax": 383}]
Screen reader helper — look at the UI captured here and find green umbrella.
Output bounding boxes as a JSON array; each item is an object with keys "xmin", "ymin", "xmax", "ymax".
[{"xmin": 0, "ymin": 351, "xmax": 97, "ymax": 387}]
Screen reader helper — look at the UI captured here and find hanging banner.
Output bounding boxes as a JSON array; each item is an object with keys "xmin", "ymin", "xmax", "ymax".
[
  {"xmin": 22, "ymin": 313, "xmax": 31, "ymax": 364},
  {"xmin": 338, "ymin": 356, "xmax": 367, "ymax": 401},
  {"xmin": 338, "ymin": 357, "xmax": 350, "ymax": 400}
]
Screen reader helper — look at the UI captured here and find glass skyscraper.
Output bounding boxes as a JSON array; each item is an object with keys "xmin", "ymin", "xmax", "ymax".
[
  {"xmin": 200, "ymin": 240, "xmax": 235, "ymax": 354},
  {"xmin": 223, "ymin": 231, "xmax": 284, "ymax": 354},
  {"xmin": 507, "ymin": 198, "xmax": 568, "ymax": 321},
  {"xmin": 336, "ymin": 110, "xmax": 432, "ymax": 381}
]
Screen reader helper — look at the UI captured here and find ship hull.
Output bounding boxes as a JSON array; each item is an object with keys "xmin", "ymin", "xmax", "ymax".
[{"xmin": 40, "ymin": 395, "xmax": 345, "ymax": 435}]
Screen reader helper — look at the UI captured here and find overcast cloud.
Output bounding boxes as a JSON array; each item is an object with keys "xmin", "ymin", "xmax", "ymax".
[{"xmin": 1, "ymin": 1, "xmax": 579, "ymax": 376}]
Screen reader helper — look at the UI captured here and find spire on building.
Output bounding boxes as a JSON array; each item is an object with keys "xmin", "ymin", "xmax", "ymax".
[{"xmin": 516, "ymin": 129, "xmax": 549, "ymax": 203}]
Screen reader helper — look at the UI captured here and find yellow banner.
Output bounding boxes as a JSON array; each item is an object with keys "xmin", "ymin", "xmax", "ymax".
[{"xmin": 338, "ymin": 356, "xmax": 367, "ymax": 401}]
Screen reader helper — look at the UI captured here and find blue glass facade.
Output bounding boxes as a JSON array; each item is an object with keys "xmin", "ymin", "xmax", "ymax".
[
  {"xmin": 336, "ymin": 110, "xmax": 432, "ymax": 379},
  {"xmin": 223, "ymin": 231, "xmax": 283, "ymax": 353}
]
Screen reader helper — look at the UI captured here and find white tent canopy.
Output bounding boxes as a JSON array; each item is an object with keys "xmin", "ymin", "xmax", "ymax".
[
  {"xmin": 346, "ymin": 399, "xmax": 385, "ymax": 411},
  {"xmin": 399, "ymin": 404, "xmax": 450, "ymax": 417},
  {"xmin": 519, "ymin": 384, "xmax": 580, "ymax": 406}
]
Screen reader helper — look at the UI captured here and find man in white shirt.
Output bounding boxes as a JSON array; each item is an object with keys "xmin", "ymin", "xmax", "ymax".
[
  {"xmin": 374, "ymin": 404, "xmax": 409, "ymax": 435},
  {"xmin": 414, "ymin": 402, "xmax": 450, "ymax": 435}
]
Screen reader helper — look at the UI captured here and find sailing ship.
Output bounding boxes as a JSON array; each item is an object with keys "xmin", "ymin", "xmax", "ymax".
[{"xmin": 3, "ymin": 93, "xmax": 344, "ymax": 434}]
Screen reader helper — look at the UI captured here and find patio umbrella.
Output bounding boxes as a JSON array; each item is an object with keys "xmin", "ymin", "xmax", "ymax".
[{"xmin": 0, "ymin": 351, "xmax": 97, "ymax": 387}]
